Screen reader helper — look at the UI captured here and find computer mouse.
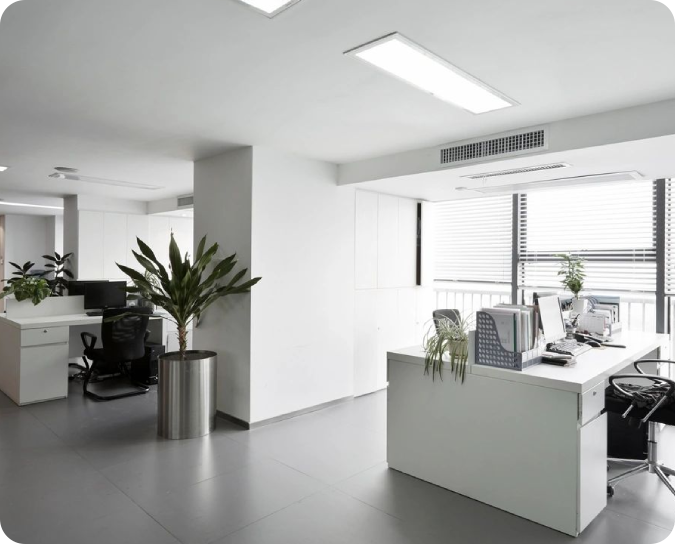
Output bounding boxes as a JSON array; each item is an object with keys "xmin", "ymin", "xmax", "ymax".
[{"xmin": 586, "ymin": 340, "xmax": 602, "ymax": 348}]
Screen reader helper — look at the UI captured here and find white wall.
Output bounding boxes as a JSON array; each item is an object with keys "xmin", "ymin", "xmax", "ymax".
[
  {"xmin": 194, "ymin": 147, "xmax": 355, "ymax": 425},
  {"xmin": 353, "ymin": 190, "xmax": 432, "ymax": 396},
  {"xmin": 249, "ymin": 147, "xmax": 355, "ymax": 423},
  {"xmin": 2, "ymin": 214, "xmax": 55, "ymax": 279},
  {"xmin": 194, "ymin": 147, "xmax": 253, "ymax": 423}
]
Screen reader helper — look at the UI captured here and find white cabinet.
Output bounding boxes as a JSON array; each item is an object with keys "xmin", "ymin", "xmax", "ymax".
[
  {"xmin": 354, "ymin": 290, "xmax": 378, "ymax": 396},
  {"xmin": 579, "ymin": 414, "xmax": 607, "ymax": 532},
  {"xmin": 126, "ymin": 215, "xmax": 149, "ymax": 266},
  {"xmin": 377, "ymin": 195, "xmax": 399, "ymax": 289},
  {"xmin": 78, "ymin": 211, "xmax": 104, "ymax": 279},
  {"xmin": 103, "ymin": 213, "xmax": 128, "ymax": 279},
  {"xmin": 355, "ymin": 191, "xmax": 378, "ymax": 290},
  {"xmin": 397, "ymin": 199, "xmax": 418, "ymax": 287}
]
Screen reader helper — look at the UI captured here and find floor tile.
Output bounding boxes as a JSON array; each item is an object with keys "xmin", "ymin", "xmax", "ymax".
[
  {"xmin": 219, "ymin": 488, "xmax": 443, "ymax": 544},
  {"xmin": 130, "ymin": 457, "xmax": 326, "ymax": 543}
]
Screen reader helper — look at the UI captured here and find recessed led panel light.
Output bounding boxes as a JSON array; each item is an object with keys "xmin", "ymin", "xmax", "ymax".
[
  {"xmin": 345, "ymin": 33, "xmax": 516, "ymax": 114},
  {"xmin": 0, "ymin": 166, "xmax": 8, "ymax": 172},
  {"xmin": 234, "ymin": 0, "xmax": 302, "ymax": 17},
  {"xmin": 0, "ymin": 201, "xmax": 63, "ymax": 210}
]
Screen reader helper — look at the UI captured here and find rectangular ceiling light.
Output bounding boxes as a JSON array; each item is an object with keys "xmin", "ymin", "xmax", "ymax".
[
  {"xmin": 0, "ymin": 166, "xmax": 8, "ymax": 172},
  {"xmin": 234, "ymin": 0, "xmax": 302, "ymax": 17},
  {"xmin": 0, "ymin": 201, "xmax": 63, "ymax": 210},
  {"xmin": 49, "ymin": 172, "xmax": 162, "ymax": 191},
  {"xmin": 345, "ymin": 33, "xmax": 516, "ymax": 114}
]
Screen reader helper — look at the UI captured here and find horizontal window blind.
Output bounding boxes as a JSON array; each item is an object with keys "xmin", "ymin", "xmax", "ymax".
[
  {"xmin": 519, "ymin": 180, "xmax": 656, "ymax": 293},
  {"xmin": 666, "ymin": 179, "xmax": 675, "ymax": 295},
  {"xmin": 434, "ymin": 195, "xmax": 512, "ymax": 284}
]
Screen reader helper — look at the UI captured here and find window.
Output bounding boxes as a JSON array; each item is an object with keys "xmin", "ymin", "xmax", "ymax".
[
  {"xmin": 518, "ymin": 181, "xmax": 657, "ymax": 293},
  {"xmin": 665, "ymin": 179, "xmax": 675, "ymax": 295},
  {"xmin": 434, "ymin": 195, "xmax": 512, "ymax": 285}
]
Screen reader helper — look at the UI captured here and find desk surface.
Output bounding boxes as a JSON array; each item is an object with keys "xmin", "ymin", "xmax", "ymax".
[
  {"xmin": 0, "ymin": 311, "xmax": 168, "ymax": 330},
  {"xmin": 388, "ymin": 330, "xmax": 669, "ymax": 394}
]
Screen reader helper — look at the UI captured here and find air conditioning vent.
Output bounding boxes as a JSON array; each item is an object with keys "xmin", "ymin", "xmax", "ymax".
[
  {"xmin": 177, "ymin": 195, "xmax": 194, "ymax": 208},
  {"xmin": 440, "ymin": 129, "xmax": 546, "ymax": 165},
  {"xmin": 461, "ymin": 162, "xmax": 571, "ymax": 180}
]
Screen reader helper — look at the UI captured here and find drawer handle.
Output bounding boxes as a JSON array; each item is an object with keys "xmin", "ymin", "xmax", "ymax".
[{"xmin": 43, "ymin": 329, "xmax": 48, "ymax": 333}]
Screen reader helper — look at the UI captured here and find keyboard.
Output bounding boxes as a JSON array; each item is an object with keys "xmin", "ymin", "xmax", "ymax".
[
  {"xmin": 85, "ymin": 310, "xmax": 103, "ymax": 317},
  {"xmin": 548, "ymin": 340, "xmax": 593, "ymax": 357}
]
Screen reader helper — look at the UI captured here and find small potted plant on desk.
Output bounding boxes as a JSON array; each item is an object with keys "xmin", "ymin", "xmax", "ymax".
[
  {"xmin": 117, "ymin": 234, "xmax": 261, "ymax": 440},
  {"xmin": 557, "ymin": 253, "xmax": 586, "ymax": 316},
  {"xmin": 423, "ymin": 314, "xmax": 472, "ymax": 383},
  {"xmin": 0, "ymin": 261, "xmax": 52, "ymax": 306}
]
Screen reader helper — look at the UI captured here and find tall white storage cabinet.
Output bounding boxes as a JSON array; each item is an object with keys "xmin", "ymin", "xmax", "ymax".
[{"xmin": 354, "ymin": 191, "xmax": 428, "ymax": 396}]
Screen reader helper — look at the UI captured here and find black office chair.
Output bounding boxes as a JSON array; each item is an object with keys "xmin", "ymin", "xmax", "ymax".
[
  {"xmin": 606, "ymin": 359, "xmax": 675, "ymax": 498},
  {"xmin": 80, "ymin": 307, "xmax": 152, "ymax": 401},
  {"xmin": 432, "ymin": 309, "xmax": 461, "ymax": 334}
]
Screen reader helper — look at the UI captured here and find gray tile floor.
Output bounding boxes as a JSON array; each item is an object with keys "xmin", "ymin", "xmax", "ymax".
[{"xmin": 0, "ymin": 384, "xmax": 673, "ymax": 544}]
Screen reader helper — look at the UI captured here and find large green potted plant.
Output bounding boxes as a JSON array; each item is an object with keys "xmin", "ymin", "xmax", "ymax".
[{"xmin": 117, "ymin": 234, "xmax": 261, "ymax": 439}]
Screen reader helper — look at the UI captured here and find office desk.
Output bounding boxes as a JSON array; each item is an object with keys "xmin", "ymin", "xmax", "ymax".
[
  {"xmin": 0, "ymin": 312, "xmax": 172, "ymax": 406},
  {"xmin": 387, "ymin": 331, "xmax": 668, "ymax": 537}
]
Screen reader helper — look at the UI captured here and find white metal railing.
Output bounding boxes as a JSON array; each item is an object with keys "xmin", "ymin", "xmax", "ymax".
[{"xmin": 434, "ymin": 284, "xmax": 657, "ymax": 333}]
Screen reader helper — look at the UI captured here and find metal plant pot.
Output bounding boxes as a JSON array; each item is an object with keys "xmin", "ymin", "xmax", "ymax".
[{"xmin": 157, "ymin": 350, "xmax": 217, "ymax": 440}]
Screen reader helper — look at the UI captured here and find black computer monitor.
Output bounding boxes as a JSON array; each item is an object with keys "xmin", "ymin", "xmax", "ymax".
[
  {"xmin": 68, "ymin": 280, "xmax": 102, "ymax": 297},
  {"xmin": 84, "ymin": 281, "xmax": 127, "ymax": 310}
]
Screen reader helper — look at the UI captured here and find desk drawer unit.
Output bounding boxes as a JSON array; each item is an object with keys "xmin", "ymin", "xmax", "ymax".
[
  {"xmin": 580, "ymin": 381, "xmax": 605, "ymax": 426},
  {"xmin": 21, "ymin": 326, "xmax": 68, "ymax": 347},
  {"xmin": 19, "ymin": 326, "xmax": 69, "ymax": 404}
]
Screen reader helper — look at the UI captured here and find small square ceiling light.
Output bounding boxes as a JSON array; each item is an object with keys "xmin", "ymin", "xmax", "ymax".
[
  {"xmin": 234, "ymin": 0, "xmax": 302, "ymax": 17},
  {"xmin": 345, "ymin": 33, "xmax": 516, "ymax": 114}
]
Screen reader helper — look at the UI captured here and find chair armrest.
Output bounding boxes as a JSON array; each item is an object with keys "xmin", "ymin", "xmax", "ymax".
[
  {"xmin": 81, "ymin": 332, "xmax": 97, "ymax": 352},
  {"xmin": 609, "ymin": 373, "xmax": 675, "ymax": 425},
  {"xmin": 633, "ymin": 359, "xmax": 675, "ymax": 375}
]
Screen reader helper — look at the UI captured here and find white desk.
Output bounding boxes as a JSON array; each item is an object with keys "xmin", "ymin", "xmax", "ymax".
[
  {"xmin": 0, "ymin": 311, "xmax": 179, "ymax": 406},
  {"xmin": 387, "ymin": 331, "xmax": 669, "ymax": 537}
]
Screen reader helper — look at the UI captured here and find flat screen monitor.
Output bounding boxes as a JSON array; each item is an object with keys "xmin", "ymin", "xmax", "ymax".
[
  {"xmin": 84, "ymin": 281, "xmax": 127, "ymax": 310},
  {"xmin": 68, "ymin": 280, "xmax": 102, "ymax": 297},
  {"xmin": 538, "ymin": 295, "xmax": 566, "ymax": 343}
]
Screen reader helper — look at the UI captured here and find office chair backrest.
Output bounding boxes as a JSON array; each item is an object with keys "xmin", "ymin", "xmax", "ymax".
[
  {"xmin": 433, "ymin": 309, "xmax": 461, "ymax": 334},
  {"xmin": 101, "ymin": 307, "xmax": 151, "ymax": 362}
]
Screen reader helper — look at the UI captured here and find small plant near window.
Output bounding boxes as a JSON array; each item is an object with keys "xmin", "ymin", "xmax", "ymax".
[
  {"xmin": 423, "ymin": 314, "xmax": 473, "ymax": 383},
  {"xmin": 557, "ymin": 253, "xmax": 586, "ymax": 299}
]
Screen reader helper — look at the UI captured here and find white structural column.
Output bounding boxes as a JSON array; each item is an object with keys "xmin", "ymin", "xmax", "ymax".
[{"xmin": 193, "ymin": 147, "xmax": 355, "ymax": 425}]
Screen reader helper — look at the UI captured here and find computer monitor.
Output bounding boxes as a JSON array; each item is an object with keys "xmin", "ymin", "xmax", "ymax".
[
  {"xmin": 538, "ymin": 295, "xmax": 566, "ymax": 342},
  {"xmin": 84, "ymin": 281, "xmax": 127, "ymax": 310},
  {"xmin": 68, "ymin": 280, "xmax": 102, "ymax": 297}
]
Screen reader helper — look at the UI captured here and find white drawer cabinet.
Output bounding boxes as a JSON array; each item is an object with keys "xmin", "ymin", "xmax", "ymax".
[{"xmin": 21, "ymin": 326, "xmax": 68, "ymax": 348}]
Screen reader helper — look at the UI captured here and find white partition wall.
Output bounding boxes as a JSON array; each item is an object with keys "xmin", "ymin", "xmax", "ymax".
[{"xmin": 353, "ymin": 190, "xmax": 430, "ymax": 396}]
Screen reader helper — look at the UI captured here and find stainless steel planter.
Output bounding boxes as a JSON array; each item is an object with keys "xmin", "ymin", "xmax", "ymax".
[{"xmin": 157, "ymin": 350, "xmax": 217, "ymax": 440}]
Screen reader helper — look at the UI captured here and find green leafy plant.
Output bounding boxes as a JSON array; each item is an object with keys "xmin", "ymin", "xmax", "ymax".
[
  {"xmin": 42, "ymin": 252, "xmax": 73, "ymax": 297},
  {"xmin": 423, "ymin": 314, "xmax": 473, "ymax": 383},
  {"xmin": 117, "ymin": 234, "xmax": 262, "ymax": 357},
  {"xmin": 0, "ymin": 277, "xmax": 52, "ymax": 305},
  {"xmin": 557, "ymin": 253, "xmax": 586, "ymax": 298},
  {"xmin": 6, "ymin": 261, "xmax": 35, "ymax": 286}
]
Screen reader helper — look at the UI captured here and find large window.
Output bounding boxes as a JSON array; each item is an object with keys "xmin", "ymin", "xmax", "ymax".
[
  {"xmin": 518, "ymin": 181, "xmax": 657, "ymax": 293},
  {"xmin": 434, "ymin": 195, "xmax": 512, "ymax": 285}
]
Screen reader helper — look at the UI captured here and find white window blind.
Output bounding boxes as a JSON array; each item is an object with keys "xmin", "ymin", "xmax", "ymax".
[
  {"xmin": 434, "ymin": 195, "xmax": 512, "ymax": 284},
  {"xmin": 665, "ymin": 179, "xmax": 675, "ymax": 295},
  {"xmin": 519, "ymin": 180, "xmax": 656, "ymax": 293}
]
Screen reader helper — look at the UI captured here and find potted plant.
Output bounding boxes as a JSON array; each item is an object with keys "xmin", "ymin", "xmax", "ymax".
[
  {"xmin": 117, "ymin": 234, "xmax": 261, "ymax": 439},
  {"xmin": 557, "ymin": 253, "xmax": 586, "ymax": 314},
  {"xmin": 423, "ymin": 314, "xmax": 472, "ymax": 383},
  {"xmin": 42, "ymin": 252, "xmax": 74, "ymax": 296},
  {"xmin": 0, "ymin": 276, "xmax": 52, "ymax": 305}
]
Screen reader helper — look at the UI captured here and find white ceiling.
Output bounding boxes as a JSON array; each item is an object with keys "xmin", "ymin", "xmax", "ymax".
[{"xmin": 0, "ymin": 0, "xmax": 674, "ymax": 202}]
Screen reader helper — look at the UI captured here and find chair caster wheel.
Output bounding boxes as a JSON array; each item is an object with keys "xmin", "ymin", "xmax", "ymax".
[{"xmin": 607, "ymin": 485, "xmax": 615, "ymax": 497}]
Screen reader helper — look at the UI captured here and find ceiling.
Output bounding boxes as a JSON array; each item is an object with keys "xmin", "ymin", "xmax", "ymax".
[
  {"xmin": 352, "ymin": 134, "xmax": 675, "ymax": 201},
  {"xmin": 0, "ymin": 0, "xmax": 674, "ymax": 202}
]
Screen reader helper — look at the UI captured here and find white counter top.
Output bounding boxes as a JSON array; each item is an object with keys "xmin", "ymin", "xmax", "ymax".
[
  {"xmin": 388, "ymin": 330, "xmax": 669, "ymax": 394},
  {"xmin": 0, "ymin": 311, "xmax": 169, "ymax": 330}
]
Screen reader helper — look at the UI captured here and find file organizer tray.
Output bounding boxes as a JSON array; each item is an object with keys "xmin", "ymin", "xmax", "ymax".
[{"xmin": 475, "ymin": 311, "xmax": 543, "ymax": 371}]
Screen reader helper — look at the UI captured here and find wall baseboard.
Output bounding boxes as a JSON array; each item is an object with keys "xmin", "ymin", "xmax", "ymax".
[{"xmin": 217, "ymin": 395, "xmax": 355, "ymax": 430}]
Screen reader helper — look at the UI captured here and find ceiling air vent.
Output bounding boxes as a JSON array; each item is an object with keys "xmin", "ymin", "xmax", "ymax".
[
  {"xmin": 177, "ymin": 195, "xmax": 194, "ymax": 208},
  {"xmin": 461, "ymin": 162, "xmax": 571, "ymax": 180},
  {"xmin": 440, "ymin": 129, "xmax": 547, "ymax": 165}
]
